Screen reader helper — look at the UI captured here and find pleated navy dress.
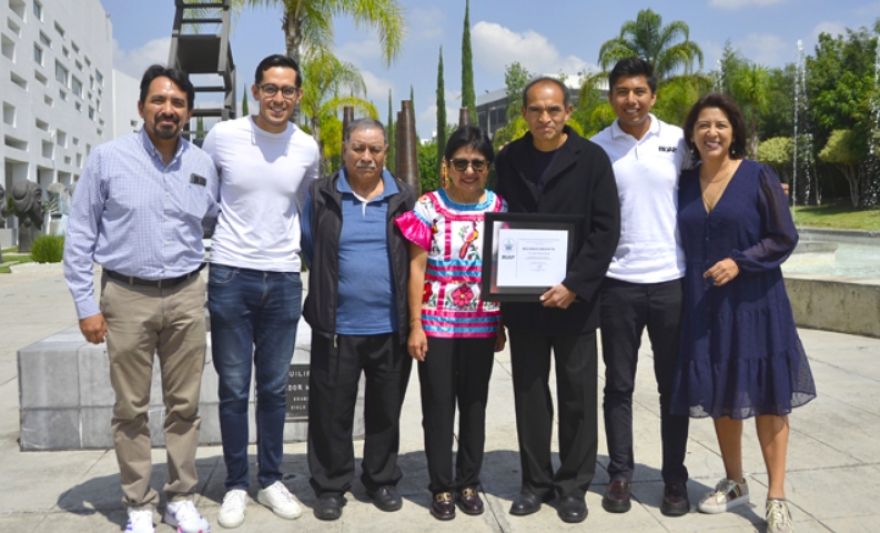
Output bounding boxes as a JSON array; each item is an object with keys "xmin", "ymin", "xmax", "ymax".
[{"xmin": 670, "ymin": 159, "xmax": 816, "ymax": 420}]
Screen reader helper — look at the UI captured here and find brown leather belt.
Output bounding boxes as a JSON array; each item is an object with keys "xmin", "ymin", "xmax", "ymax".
[{"xmin": 105, "ymin": 263, "xmax": 205, "ymax": 289}]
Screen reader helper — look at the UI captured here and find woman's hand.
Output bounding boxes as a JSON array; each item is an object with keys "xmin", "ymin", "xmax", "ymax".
[
  {"xmin": 704, "ymin": 258, "xmax": 740, "ymax": 287},
  {"xmin": 408, "ymin": 324, "xmax": 428, "ymax": 362},
  {"xmin": 494, "ymin": 326, "xmax": 507, "ymax": 353}
]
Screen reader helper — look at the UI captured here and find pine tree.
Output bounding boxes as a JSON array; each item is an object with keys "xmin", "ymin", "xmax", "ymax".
[
  {"xmin": 386, "ymin": 89, "xmax": 395, "ymax": 174},
  {"xmin": 460, "ymin": 0, "xmax": 477, "ymax": 124},
  {"xmin": 242, "ymin": 84, "xmax": 249, "ymax": 116},
  {"xmin": 436, "ymin": 46, "xmax": 447, "ymax": 181}
]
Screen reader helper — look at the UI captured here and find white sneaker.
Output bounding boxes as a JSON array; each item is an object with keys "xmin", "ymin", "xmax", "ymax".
[
  {"xmin": 697, "ymin": 478, "xmax": 750, "ymax": 514},
  {"xmin": 257, "ymin": 481, "xmax": 302, "ymax": 520},
  {"xmin": 766, "ymin": 499, "xmax": 794, "ymax": 532},
  {"xmin": 217, "ymin": 489, "xmax": 247, "ymax": 529},
  {"xmin": 125, "ymin": 508, "xmax": 154, "ymax": 533},
  {"xmin": 165, "ymin": 500, "xmax": 211, "ymax": 533}
]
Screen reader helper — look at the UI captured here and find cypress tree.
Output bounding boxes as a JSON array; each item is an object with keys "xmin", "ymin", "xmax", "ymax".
[
  {"xmin": 386, "ymin": 89, "xmax": 395, "ymax": 173},
  {"xmin": 242, "ymin": 84, "xmax": 249, "ymax": 116},
  {"xmin": 410, "ymin": 85, "xmax": 415, "ymax": 110},
  {"xmin": 461, "ymin": 0, "xmax": 477, "ymax": 124},
  {"xmin": 436, "ymin": 46, "xmax": 447, "ymax": 181}
]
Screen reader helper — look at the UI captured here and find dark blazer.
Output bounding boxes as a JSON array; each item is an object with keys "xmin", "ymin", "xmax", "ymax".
[{"xmin": 494, "ymin": 126, "xmax": 620, "ymax": 335}]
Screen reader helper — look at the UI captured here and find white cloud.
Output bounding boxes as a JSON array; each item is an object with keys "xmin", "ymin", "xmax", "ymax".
[
  {"xmin": 410, "ymin": 7, "xmax": 445, "ymax": 40},
  {"xmin": 471, "ymin": 21, "xmax": 596, "ymax": 79},
  {"xmin": 738, "ymin": 33, "xmax": 790, "ymax": 66},
  {"xmin": 812, "ymin": 21, "xmax": 847, "ymax": 39},
  {"xmin": 360, "ymin": 70, "xmax": 395, "ymax": 106},
  {"xmin": 336, "ymin": 37, "xmax": 383, "ymax": 62},
  {"xmin": 112, "ymin": 37, "xmax": 171, "ymax": 79},
  {"xmin": 709, "ymin": 0, "xmax": 789, "ymax": 9}
]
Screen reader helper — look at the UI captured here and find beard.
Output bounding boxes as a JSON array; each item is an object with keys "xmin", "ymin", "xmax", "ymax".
[{"xmin": 151, "ymin": 114, "xmax": 181, "ymax": 140}]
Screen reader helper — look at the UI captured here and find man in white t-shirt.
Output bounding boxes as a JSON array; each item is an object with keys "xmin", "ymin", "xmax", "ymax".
[
  {"xmin": 201, "ymin": 54, "xmax": 320, "ymax": 528},
  {"xmin": 590, "ymin": 58, "xmax": 691, "ymax": 517}
]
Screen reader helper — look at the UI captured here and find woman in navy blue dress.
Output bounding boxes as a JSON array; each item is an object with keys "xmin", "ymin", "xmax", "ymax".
[{"xmin": 670, "ymin": 94, "xmax": 815, "ymax": 533}]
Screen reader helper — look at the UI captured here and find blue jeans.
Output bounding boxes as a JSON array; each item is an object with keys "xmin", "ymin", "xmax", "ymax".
[{"xmin": 208, "ymin": 264, "xmax": 302, "ymax": 490}]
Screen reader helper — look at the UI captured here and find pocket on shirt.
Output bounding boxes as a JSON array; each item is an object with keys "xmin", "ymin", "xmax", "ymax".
[{"xmin": 184, "ymin": 183, "xmax": 209, "ymax": 220}]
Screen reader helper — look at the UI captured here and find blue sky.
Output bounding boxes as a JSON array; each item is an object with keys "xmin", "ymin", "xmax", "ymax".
[{"xmin": 101, "ymin": 0, "xmax": 880, "ymax": 138}]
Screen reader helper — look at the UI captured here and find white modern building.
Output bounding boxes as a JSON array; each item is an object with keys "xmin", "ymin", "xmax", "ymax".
[{"xmin": 1, "ymin": 0, "xmax": 143, "ymax": 236}]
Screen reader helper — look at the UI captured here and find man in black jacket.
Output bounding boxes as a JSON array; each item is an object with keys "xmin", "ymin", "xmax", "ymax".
[
  {"xmin": 495, "ymin": 77, "xmax": 620, "ymax": 523},
  {"xmin": 301, "ymin": 118, "xmax": 417, "ymax": 521}
]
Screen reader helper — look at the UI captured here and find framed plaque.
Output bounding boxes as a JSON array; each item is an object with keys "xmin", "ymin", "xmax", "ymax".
[
  {"xmin": 285, "ymin": 364, "xmax": 310, "ymax": 421},
  {"xmin": 481, "ymin": 212, "xmax": 583, "ymax": 302}
]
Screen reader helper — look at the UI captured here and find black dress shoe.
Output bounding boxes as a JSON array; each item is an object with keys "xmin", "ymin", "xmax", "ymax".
[
  {"xmin": 367, "ymin": 485, "xmax": 403, "ymax": 512},
  {"xmin": 558, "ymin": 496, "xmax": 587, "ymax": 523},
  {"xmin": 509, "ymin": 492, "xmax": 551, "ymax": 516},
  {"xmin": 455, "ymin": 487, "xmax": 484, "ymax": 515},
  {"xmin": 431, "ymin": 492, "xmax": 455, "ymax": 520},
  {"xmin": 602, "ymin": 480, "xmax": 632, "ymax": 513},
  {"xmin": 455, "ymin": 487, "xmax": 483, "ymax": 514},
  {"xmin": 660, "ymin": 482, "xmax": 689, "ymax": 516},
  {"xmin": 314, "ymin": 494, "xmax": 346, "ymax": 521}
]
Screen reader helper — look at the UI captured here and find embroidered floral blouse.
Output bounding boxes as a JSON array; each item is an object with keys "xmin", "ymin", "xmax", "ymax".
[{"xmin": 395, "ymin": 189, "xmax": 507, "ymax": 338}]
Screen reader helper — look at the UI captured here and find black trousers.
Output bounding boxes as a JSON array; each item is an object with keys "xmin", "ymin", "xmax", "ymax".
[
  {"xmin": 418, "ymin": 336, "xmax": 495, "ymax": 494},
  {"xmin": 308, "ymin": 332, "xmax": 412, "ymax": 496},
  {"xmin": 600, "ymin": 277, "xmax": 689, "ymax": 484},
  {"xmin": 509, "ymin": 330, "xmax": 598, "ymax": 499}
]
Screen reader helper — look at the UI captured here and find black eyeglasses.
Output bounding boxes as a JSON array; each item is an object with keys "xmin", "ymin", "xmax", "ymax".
[
  {"xmin": 449, "ymin": 158, "xmax": 489, "ymax": 172},
  {"xmin": 259, "ymin": 84, "xmax": 298, "ymax": 99}
]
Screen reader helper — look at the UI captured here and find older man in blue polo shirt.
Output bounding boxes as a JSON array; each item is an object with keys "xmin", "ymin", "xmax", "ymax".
[
  {"xmin": 301, "ymin": 118, "xmax": 416, "ymax": 521},
  {"xmin": 64, "ymin": 65, "xmax": 217, "ymax": 533}
]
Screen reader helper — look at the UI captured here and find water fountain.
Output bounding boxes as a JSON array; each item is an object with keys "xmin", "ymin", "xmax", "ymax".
[{"xmin": 792, "ymin": 40, "xmax": 814, "ymax": 215}]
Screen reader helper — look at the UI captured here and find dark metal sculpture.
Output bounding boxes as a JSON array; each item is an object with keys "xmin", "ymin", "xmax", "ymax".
[
  {"xmin": 342, "ymin": 106, "xmax": 354, "ymax": 138},
  {"xmin": 395, "ymin": 101, "xmax": 420, "ymax": 194},
  {"xmin": 11, "ymin": 181, "xmax": 44, "ymax": 253},
  {"xmin": 459, "ymin": 108, "xmax": 472, "ymax": 127}
]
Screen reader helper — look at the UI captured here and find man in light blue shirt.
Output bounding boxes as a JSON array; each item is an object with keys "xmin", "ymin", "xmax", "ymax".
[{"xmin": 63, "ymin": 65, "xmax": 217, "ymax": 533}]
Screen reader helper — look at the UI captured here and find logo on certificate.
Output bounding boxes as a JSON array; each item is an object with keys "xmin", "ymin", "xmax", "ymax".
[{"xmin": 501, "ymin": 239, "xmax": 516, "ymax": 260}]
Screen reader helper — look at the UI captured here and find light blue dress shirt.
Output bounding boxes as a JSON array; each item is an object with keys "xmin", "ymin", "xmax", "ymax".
[{"xmin": 63, "ymin": 128, "xmax": 219, "ymax": 319}]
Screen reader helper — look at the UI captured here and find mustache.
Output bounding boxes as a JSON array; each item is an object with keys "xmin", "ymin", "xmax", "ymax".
[{"xmin": 156, "ymin": 114, "xmax": 179, "ymax": 124}]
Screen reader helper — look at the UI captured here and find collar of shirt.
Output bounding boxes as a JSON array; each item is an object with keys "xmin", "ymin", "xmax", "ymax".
[
  {"xmin": 139, "ymin": 127, "xmax": 188, "ymax": 169},
  {"xmin": 610, "ymin": 112, "xmax": 660, "ymax": 142},
  {"xmin": 338, "ymin": 167, "xmax": 398, "ymax": 202}
]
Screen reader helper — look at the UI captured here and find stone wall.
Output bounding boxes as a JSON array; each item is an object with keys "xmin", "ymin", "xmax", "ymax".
[{"xmin": 785, "ymin": 273, "xmax": 880, "ymax": 339}]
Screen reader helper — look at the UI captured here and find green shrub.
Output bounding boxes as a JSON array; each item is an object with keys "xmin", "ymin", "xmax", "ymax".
[{"xmin": 30, "ymin": 234, "xmax": 64, "ymax": 263}]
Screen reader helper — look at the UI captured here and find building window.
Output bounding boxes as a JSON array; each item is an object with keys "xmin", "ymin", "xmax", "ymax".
[
  {"xmin": 71, "ymin": 41, "xmax": 79, "ymax": 54},
  {"xmin": 84, "ymin": 56, "xmax": 90, "ymax": 67},
  {"xmin": 75, "ymin": 60, "xmax": 82, "ymax": 71},
  {"xmin": 39, "ymin": 31, "xmax": 50, "ymax": 47},
  {"xmin": 95, "ymin": 70, "xmax": 103, "ymax": 86},
  {"xmin": 74, "ymin": 102, "xmax": 81, "ymax": 112},
  {"xmin": 9, "ymin": 0, "xmax": 25, "ymax": 19},
  {"xmin": 55, "ymin": 61, "xmax": 68, "ymax": 86},
  {"xmin": 62, "ymin": 46, "xmax": 69, "ymax": 58},
  {"xmin": 54, "ymin": 21, "xmax": 64, "ymax": 37},
  {"xmin": 33, "ymin": 0, "xmax": 42, "ymax": 20},
  {"xmin": 88, "ymin": 106, "xmax": 94, "ymax": 120},
  {"xmin": 33, "ymin": 43, "xmax": 42, "ymax": 65},
  {"xmin": 71, "ymin": 77, "xmax": 82, "ymax": 98}
]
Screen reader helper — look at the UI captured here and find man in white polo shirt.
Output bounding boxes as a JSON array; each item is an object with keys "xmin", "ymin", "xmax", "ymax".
[
  {"xmin": 201, "ymin": 54, "xmax": 320, "ymax": 528},
  {"xmin": 590, "ymin": 57, "xmax": 691, "ymax": 517}
]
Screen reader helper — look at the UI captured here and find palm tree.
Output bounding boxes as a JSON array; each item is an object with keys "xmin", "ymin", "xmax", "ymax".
[
  {"xmin": 598, "ymin": 8, "xmax": 703, "ymax": 80},
  {"xmin": 732, "ymin": 64, "xmax": 771, "ymax": 158},
  {"xmin": 298, "ymin": 50, "xmax": 378, "ymax": 176},
  {"xmin": 233, "ymin": 0, "xmax": 406, "ymax": 66}
]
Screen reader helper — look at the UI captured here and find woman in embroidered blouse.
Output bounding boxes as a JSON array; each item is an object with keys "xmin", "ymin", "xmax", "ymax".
[
  {"xmin": 671, "ymin": 94, "xmax": 815, "ymax": 533},
  {"xmin": 395, "ymin": 125, "xmax": 506, "ymax": 521}
]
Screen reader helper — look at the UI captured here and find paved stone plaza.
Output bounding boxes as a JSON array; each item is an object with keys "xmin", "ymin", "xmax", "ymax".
[{"xmin": 1, "ymin": 266, "xmax": 878, "ymax": 532}]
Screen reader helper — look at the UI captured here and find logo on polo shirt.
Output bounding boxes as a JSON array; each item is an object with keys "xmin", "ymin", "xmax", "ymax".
[{"xmin": 658, "ymin": 146, "xmax": 678, "ymax": 153}]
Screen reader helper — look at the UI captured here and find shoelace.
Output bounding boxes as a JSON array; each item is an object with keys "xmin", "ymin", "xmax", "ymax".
[
  {"xmin": 712, "ymin": 479, "xmax": 740, "ymax": 503},
  {"xmin": 766, "ymin": 500, "xmax": 792, "ymax": 530},
  {"xmin": 170, "ymin": 501, "xmax": 200, "ymax": 523},
  {"xmin": 223, "ymin": 491, "xmax": 247, "ymax": 511},
  {"xmin": 268, "ymin": 482, "xmax": 294, "ymax": 502}
]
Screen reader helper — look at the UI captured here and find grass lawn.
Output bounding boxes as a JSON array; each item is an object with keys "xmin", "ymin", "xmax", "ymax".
[
  {"xmin": 0, "ymin": 248, "xmax": 33, "ymax": 273},
  {"xmin": 793, "ymin": 199, "xmax": 880, "ymax": 231}
]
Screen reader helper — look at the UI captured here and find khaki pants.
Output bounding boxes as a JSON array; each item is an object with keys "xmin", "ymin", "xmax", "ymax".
[{"xmin": 100, "ymin": 273, "xmax": 207, "ymax": 510}]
